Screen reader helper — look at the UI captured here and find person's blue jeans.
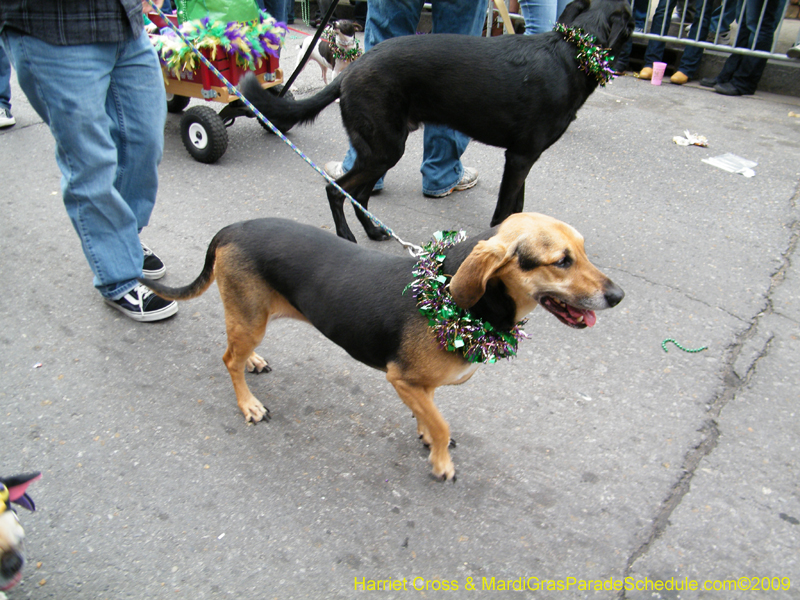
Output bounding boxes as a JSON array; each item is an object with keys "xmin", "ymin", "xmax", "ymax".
[
  {"xmin": 341, "ymin": 0, "xmax": 486, "ymax": 196},
  {"xmin": 259, "ymin": 0, "xmax": 291, "ymax": 23},
  {"xmin": 676, "ymin": 0, "xmax": 716, "ymax": 77},
  {"xmin": 615, "ymin": 0, "xmax": 648, "ymax": 69},
  {"xmin": 643, "ymin": 0, "xmax": 681, "ymax": 67},
  {"xmin": 714, "ymin": 0, "xmax": 783, "ymax": 93},
  {"xmin": 709, "ymin": 0, "xmax": 743, "ymax": 35},
  {"xmin": 0, "ymin": 45, "xmax": 11, "ymax": 112},
  {"xmin": 0, "ymin": 30, "xmax": 166, "ymax": 299},
  {"xmin": 518, "ymin": 0, "xmax": 571, "ymax": 34}
]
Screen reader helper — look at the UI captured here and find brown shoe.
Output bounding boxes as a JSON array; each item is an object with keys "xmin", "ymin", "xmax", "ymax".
[
  {"xmin": 638, "ymin": 67, "xmax": 653, "ymax": 80},
  {"xmin": 670, "ymin": 71, "xmax": 689, "ymax": 85}
]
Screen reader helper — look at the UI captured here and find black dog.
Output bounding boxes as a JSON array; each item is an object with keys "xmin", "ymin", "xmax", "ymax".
[{"xmin": 242, "ymin": 0, "xmax": 633, "ymax": 243}]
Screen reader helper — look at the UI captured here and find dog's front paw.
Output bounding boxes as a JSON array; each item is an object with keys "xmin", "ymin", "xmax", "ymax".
[
  {"xmin": 366, "ymin": 227, "xmax": 392, "ymax": 242},
  {"xmin": 430, "ymin": 454, "xmax": 456, "ymax": 482},
  {"xmin": 239, "ymin": 395, "xmax": 271, "ymax": 423},
  {"xmin": 246, "ymin": 352, "xmax": 271, "ymax": 374}
]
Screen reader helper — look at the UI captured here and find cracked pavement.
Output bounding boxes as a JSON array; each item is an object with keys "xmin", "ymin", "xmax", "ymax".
[{"xmin": 1, "ymin": 25, "xmax": 799, "ymax": 599}]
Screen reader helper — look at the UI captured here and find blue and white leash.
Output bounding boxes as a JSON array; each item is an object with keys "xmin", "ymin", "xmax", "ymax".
[{"xmin": 146, "ymin": 1, "xmax": 423, "ymax": 256}]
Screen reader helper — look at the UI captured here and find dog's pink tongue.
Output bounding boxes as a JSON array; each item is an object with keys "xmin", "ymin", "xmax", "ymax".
[
  {"xmin": 1, "ymin": 570, "xmax": 23, "ymax": 591},
  {"xmin": 567, "ymin": 304, "xmax": 596, "ymax": 327}
]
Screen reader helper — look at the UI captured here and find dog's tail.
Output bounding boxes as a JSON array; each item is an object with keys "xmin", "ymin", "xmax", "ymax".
[
  {"xmin": 240, "ymin": 72, "xmax": 341, "ymax": 133},
  {"xmin": 139, "ymin": 234, "xmax": 222, "ymax": 301}
]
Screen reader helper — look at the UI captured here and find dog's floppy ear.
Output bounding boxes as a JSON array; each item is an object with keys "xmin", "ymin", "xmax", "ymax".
[
  {"xmin": 1, "ymin": 472, "xmax": 41, "ymax": 512},
  {"xmin": 607, "ymin": 1, "xmax": 634, "ymax": 50},
  {"xmin": 449, "ymin": 239, "xmax": 512, "ymax": 309},
  {"xmin": 558, "ymin": 0, "xmax": 592, "ymax": 25}
]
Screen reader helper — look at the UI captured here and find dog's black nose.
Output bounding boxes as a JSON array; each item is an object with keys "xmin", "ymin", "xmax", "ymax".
[
  {"xmin": 1, "ymin": 549, "xmax": 24, "ymax": 578},
  {"xmin": 604, "ymin": 282, "xmax": 625, "ymax": 307}
]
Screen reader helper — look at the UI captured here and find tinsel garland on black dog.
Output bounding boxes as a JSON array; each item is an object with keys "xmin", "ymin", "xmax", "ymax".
[{"xmin": 553, "ymin": 22, "xmax": 616, "ymax": 86}]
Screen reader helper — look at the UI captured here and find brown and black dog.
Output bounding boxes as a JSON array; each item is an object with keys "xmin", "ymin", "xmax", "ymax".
[
  {"xmin": 144, "ymin": 214, "xmax": 623, "ymax": 480},
  {"xmin": 241, "ymin": 0, "xmax": 633, "ymax": 243}
]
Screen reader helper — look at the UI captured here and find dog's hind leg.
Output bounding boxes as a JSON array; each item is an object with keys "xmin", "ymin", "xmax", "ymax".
[
  {"xmin": 386, "ymin": 367, "xmax": 455, "ymax": 481},
  {"xmin": 223, "ymin": 315, "xmax": 271, "ymax": 423},
  {"xmin": 215, "ymin": 252, "xmax": 273, "ymax": 422},
  {"xmin": 490, "ymin": 151, "xmax": 538, "ymax": 226}
]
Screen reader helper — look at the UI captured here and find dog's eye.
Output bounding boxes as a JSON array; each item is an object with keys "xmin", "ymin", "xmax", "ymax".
[
  {"xmin": 517, "ymin": 254, "xmax": 540, "ymax": 271},
  {"xmin": 553, "ymin": 255, "xmax": 573, "ymax": 268}
]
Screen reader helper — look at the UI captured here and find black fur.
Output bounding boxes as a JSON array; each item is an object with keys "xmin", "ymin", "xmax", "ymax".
[{"xmin": 242, "ymin": 0, "xmax": 633, "ymax": 243}]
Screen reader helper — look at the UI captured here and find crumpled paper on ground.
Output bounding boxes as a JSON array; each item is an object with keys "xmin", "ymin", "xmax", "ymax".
[{"xmin": 673, "ymin": 130, "xmax": 708, "ymax": 147}]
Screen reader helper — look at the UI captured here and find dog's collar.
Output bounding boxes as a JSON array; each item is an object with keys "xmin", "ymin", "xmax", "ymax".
[
  {"xmin": 0, "ymin": 484, "xmax": 9, "ymax": 515},
  {"xmin": 553, "ymin": 23, "xmax": 615, "ymax": 86},
  {"xmin": 403, "ymin": 231, "xmax": 528, "ymax": 364},
  {"xmin": 322, "ymin": 25, "xmax": 363, "ymax": 61}
]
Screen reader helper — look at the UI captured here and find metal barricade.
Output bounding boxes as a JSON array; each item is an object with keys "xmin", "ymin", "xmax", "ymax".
[{"xmin": 631, "ymin": 0, "xmax": 795, "ymax": 62}]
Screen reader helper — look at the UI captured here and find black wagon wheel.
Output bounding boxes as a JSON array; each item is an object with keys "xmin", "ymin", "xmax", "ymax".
[
  {"xmin": 180, "ymin": 106, "xmax": 228, "ymax": 164},
  {"xmin": 166, "ymin": 93, "xmax": 191, "ymax": 113}
]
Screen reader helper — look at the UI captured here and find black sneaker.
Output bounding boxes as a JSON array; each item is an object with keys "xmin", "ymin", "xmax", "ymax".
[
  {"xmin": 104, "ymin": 283, "xmax": 178, "ymax": 322},
  {"xmin": 141, "ymin": 241, "xmax": 166, "ymax": 280},
  {"xmin": 714, "ymin": 81, "xmax": 743, "ymax": 96}
]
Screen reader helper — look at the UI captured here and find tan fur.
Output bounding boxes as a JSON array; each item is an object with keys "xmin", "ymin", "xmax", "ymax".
[{"xmin": 0, "ymin": 511, "xmax": 24, "ymax": 553}]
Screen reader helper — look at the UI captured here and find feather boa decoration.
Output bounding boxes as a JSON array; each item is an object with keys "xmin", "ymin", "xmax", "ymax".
[{"xmin": 151, "ymin": 11, "xmax": 287, "ymax": 76}]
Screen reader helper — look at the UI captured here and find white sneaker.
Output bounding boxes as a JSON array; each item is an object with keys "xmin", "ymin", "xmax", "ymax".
[
  {"xmin": 323, "ymin": 160, "xmax": 384, "ymax": 192},
  {"xmin": 0, "ymin": 108, "xmax": 16, "ymax": 129},
  {"xmin": 424, "ymin": 167, "xmax": 479, "ymax": 198},
  {"xmin": 324, "ymin": 161, "xmax": 346, "ymax": 179}
]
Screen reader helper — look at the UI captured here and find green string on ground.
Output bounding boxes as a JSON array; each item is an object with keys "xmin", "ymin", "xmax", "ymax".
[{"xmin": 662, "ymin": 338, "xmax": 708, "ymax": 353}]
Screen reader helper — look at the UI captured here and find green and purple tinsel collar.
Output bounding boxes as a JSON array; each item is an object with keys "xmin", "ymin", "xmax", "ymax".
[
  {"xmin": 404, "ymin": 231, "xmax": 528, "ymax": 364},
  {"xmin": 553, "ymin": 22, "xmax": 615, "ymax": 86}
]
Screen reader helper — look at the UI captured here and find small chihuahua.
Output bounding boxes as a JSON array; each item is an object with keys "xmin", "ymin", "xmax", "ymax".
[
  {"xmin": 295, "ymin": 20, "xmax": 362, "ymax": 84},
  {"xmin": 0, "ymin": 473, "xmax": 41, "ymax": 592}
]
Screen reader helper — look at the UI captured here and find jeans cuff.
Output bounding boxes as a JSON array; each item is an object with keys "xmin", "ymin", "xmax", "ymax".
[{"xmin": 102, "ymin": 280, "xmax": 139, "ymax": 301}]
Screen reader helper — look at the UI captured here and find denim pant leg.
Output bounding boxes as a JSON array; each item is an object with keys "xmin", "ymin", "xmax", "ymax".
[
  {"xmin": 643, "ymin": 0, "xmax": 678, "ymax": 67},
  {"xmin": 420, "ymin": 0, "xmax": 485, "ymax": 196},
  {"xmin": 262, "ymin": 0, "xmax": 290, "ymax": 23},
  {"xmin": 2, "ymin": 31, "xmax": 165, "ymax": 299},
  {"xmin": 678, "ymin": 0, "xmax": 714, "ymax": 77},
  {"xmin": 519, "ymin": 0, "xmax": 558, "ymax": 34},
  {"xmin": 0, "ymin": 45, "xmax": 11, "ymax": 111},
  {"xmin": 728, "ymin": 0, "xmax": 781, "ymax": 93},
  {"xmin": 616, "ymin": 0, "xmax": 648, "ymax": 69},
  {"xmin": 341, "ymin": 0, "xmax": 427, "ymax": 187}
]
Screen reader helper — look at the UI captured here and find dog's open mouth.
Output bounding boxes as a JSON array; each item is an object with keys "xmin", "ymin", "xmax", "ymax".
[
  {"xmin": 1, "ymin": 569, "xmax": 23, "ymax": 591},
  {"xmin": 539, "ymin": 296, "xmax": 596, "ymax": 328}
]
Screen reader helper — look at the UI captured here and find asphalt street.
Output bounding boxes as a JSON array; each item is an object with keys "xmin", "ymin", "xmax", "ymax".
[{"xmin": 1, "ymin": 22, "xmax": 799, "ymax": 600}]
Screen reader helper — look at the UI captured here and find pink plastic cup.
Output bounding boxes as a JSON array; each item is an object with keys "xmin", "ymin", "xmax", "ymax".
[{"xmin": 651, "ymin": 62, "xmax": 667, "ymax": 85}]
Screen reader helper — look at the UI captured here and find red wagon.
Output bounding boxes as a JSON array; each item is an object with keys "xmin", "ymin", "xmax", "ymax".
[{"xmin": 148, "ymin": 11, "xmax": 285, "ymax": 163}]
